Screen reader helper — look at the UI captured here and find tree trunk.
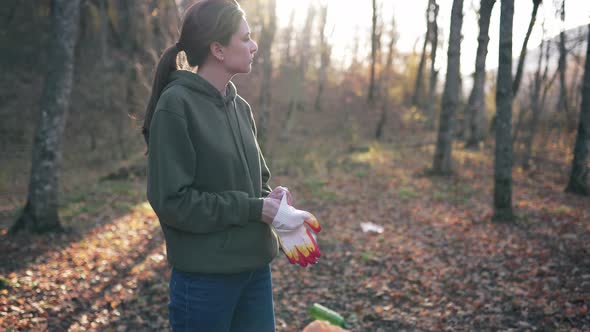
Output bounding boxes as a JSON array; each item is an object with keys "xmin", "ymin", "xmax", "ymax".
[
  {"xmin": 257, "ymin": 0, "xmax": 276, "ymax": 149},
  {"xmin": 10, "ymin": 0, "xmax": 81, "ymax": 234},
  {"xmin": 425, "ymin": 0, "xmax": 440, "ymax": 129},
  {"xmin": 557, "ymin": 1, "xmax": 569, "ymax": 117},
  {"xmin": 368, "ymin": 0, "xmax": 378, "ymax": 104},
  {"xmin": 465, "ymin": 0, "xmax": 496, "ymax": 149},
  {"xmin": 522, "ymin": 39, "xmax": 549, "ymax": 169},
  {"xmin": 280, "ymin": 9, "xmax": 296, "ymax": 73},
  {"xmin": 375, "ymin": 101, "xmax": 388, "ymax": 140},
  {"xmin": 315, "ymin": 4, "xmax": 330, "ymax": 112},
  {"xmin": 432, "ymin": 0, "xmax": 464, "ymax": 174},
  {"xmin": 512, "ymin": 0, "xmax": 542, "ymax": 97},
  {"xmin": 412, "ymin": 0, "xmax": 435, "ymax": 107},
  {"xmin": 283, "ymin": 5, "xmax": 315, "ymax": 140},
  {"xmin": 375, "ymin": 14, "xmax": 397, "ymax": 140},
  {"xmin": 531, "ymin": 50, "xmax": 560, "ymax": 155},
  {"xmin": 565, "ymin": 24, "xmax": 590, "ymax": 195},
  {"xmin": 295, "ymin": 5, "xmax": 315, "ymax": 100},
  {"xmin": 568, "ymin": 56, "xmax": 583, "ymax": 114},
  {"xmin": 493, "ymin": 0, "xmax": 515, "ymax": 222}
]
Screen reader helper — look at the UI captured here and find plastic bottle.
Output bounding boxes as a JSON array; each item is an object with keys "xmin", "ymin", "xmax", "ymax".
[{"xmin": 309, "ymin": 303, "xmax": 347, "ymax": 328}]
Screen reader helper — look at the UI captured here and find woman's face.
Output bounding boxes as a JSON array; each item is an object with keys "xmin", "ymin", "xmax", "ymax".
[{"xmin": 222, "ymin": 18, "xmax": 258, "ymax": 74}]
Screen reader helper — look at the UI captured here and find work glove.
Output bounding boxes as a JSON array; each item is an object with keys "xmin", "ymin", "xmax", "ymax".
[
  {"xmin": 276, "ymin": 223, "xmax": 322, "ymax": 267},
  {"xmin": 271, "ymin": 194, "xmax": 320, "ymax": 231},
  {"xmin": 272, "ymin": 194, "xmax": 322, "ymax": 267}
]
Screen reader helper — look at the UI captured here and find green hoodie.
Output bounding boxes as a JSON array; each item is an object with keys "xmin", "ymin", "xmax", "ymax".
[{"xmin": 147, "ymin": 70, "xmax": 278, "ymax": 274}]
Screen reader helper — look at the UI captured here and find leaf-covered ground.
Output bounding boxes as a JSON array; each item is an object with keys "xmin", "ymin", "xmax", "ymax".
[{"xmin": 1, "ymin": 143, "xmax": 589, "ymax": 331}]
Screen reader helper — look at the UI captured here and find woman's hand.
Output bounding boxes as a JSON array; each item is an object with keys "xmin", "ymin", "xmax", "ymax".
[
  {"xmin": 261, "ymin": 197, "xmax": 280, "ymax": 225},
  {"xmin": 268, "ymin": 186, "xmax": 293, "ymax": 205},
  {"xmin": 268, "ymin": 195, "xmax": 320, "ymax": 232}
]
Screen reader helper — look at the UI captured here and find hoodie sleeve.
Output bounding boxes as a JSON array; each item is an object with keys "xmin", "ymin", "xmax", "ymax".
[
  {"xmin": 147, "ymin": 109, "xmax": 263, "ymax": 234},
  {"xmin": 246, "ymin": 104, "xmax": 272, "ymax": 197}
]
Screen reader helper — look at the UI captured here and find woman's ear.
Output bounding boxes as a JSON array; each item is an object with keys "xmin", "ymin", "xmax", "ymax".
[{"xmin": 210, "ymin": 42, "xmax": 225, "ymax": 62}]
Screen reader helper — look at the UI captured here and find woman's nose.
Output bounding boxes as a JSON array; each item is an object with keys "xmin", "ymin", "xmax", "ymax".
[{"xmin": 251, "ymin": 40, "xmax": 258, "ymax": 54}]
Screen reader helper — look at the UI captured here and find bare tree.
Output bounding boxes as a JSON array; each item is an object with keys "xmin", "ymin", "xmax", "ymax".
[
  {"xmin": 368, "ymin": 0, "xmax": 379, "ymax": 104},
  {"xmin": 510, "ymin": 0, "xmax": 542, "ymax": 145},
  {"xmin": 315, "ymin": 3, "xmax": 331, "ymax": 112},
  {"xmin": 283, "ymin": 4, "xmax": 315, "ymax": 139},
  {"xmin": 375, "ymin": 13, "xmax": 398, "ymax": 139},
  {"xmin": 556, "ymin": 0, "xmax": 569, "ymax": 117},
  {"xmin": 565, "ymin": 24, "xmax": 590, "ymax": 195},
  {"xmin": 493, "ymin": 0, "xmax": 515, "ymax": 222},
  {"xmin": 297, "ymin": 5, "xmax": 315, "ymax": 81},
  {"xmin": 522, "ymin": 37, "xmax": 554, "ymax": 169},
  {"xmin": 512, "ymin": 0, "xmax": 542, "ymax": 96},
  {"xmin": 10, "ymin": 0, "xmax": 81, "ymax": 234},
  {"xmin": 257, "ymin": 0, "xmax": 277, "ymax": 148},
  {"xmin": 568, "ymin": 50, "xmax": 584, "ymax": 113},
  {"xmin": 565, "ymin": 29, "xmax": 589, "ymax": 129},
  {"xmin": 279, "ymin": 9, "xmax": 296, "ymax": 76},
  {"xmin": 425, "ymin": 0, "xmax": 440, "ymax": 128},
  {"xmin": 432, "ymin": 0, "xmax": 464, "ymax": 174},
  {"xmin": 464, "ymin": 0, "xmax": 496, "ymax": 148},
  {"xmin": 412, "ymin": 0, "xmax": 436, "ymax": 107}
]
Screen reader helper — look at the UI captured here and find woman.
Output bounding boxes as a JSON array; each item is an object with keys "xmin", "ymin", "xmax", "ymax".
[{"xmin": 143, "ymin": 0, "xmax": 319, "ymax": 331}]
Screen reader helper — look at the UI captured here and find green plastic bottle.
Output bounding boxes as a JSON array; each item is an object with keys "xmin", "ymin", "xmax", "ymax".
[{"xmin": 309, "ymin": 303, "xmax": 347, "ymax": 328}]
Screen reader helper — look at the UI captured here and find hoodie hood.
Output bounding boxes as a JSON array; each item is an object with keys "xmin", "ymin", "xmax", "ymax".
[{"xmin": 164, "ymin": 70, "xmax": 237, "ymax": 107}]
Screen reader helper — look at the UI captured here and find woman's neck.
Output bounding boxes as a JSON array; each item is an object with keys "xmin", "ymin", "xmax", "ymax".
[{"xmin": 197, "ymin": 64, "xmax": 233, "ymax": 96}]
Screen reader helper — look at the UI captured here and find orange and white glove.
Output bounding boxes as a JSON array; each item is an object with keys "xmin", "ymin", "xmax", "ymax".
[
  {"xmin": 271, "ymin": 194, "xmax": 318, "ymax": 231},
  {"xmin": 272, "ymin": 195, "xmax": 322, "ymax": 267},
  {"xmin": 276, "ymin": 223, "xmax": 322, "ymax": 267}
]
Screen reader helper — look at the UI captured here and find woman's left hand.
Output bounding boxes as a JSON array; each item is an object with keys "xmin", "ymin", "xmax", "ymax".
[{"xmin": 268, "ymin": 186, "xmax": 293, "ymax": 205}]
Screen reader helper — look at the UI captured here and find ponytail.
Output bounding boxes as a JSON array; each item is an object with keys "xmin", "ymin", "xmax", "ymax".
[
  {"xmin": 143, "ymin": 0, "xmax": 245, "ymax": 149},
  {"xmin": 142, "ymin": 43, "xmax": 181, "ymax": 147}
]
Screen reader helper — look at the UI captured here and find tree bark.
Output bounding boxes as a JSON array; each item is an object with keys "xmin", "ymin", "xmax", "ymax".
[
  {"xmin": 375, "ymin": 14, "xmax": 397, "ymax": 140},
  {"xmin": 522, "ymin": 38, "xmax": 550, "ymax": 169},
  {"xmin": 425, "ymin": 0, "xmax": 440, "ymax": 128},
  {"xmin": 565, "ymin": 24, "xmax": 590, "ymax": 195},
  {"xmin": 283, "ymin": 5, "xmax": 315, "ymax": 140},
  {"xmin": 368, "ymin": 0, "xmax": 378, "ymax": 104},
  {"xmin": 315, "ymin": 4, "xmax": 330, "ymax": 112},
  {"xmin": 10, "ymin": 0, "xmax": 81, "ymax": 234},
  {"xmin": 280, "ymin": 9, "xmax": 296, "ymax": 73},
  {"xmin": 465, "ymin": 0, "xmax": 496, "ymax": 149},
  {"xmin": 557, "ymin": 1, "xmax": 569, "ymax": 117},
  {"xmin": 432, "ymin": 0, "xmax": 464, "ymax": 174},
  {"xmin": 493, "ymin": 0, "xmax": 515, "ymax": 222},
  {"xmin": 412, "ymin": 0, "xmax": 435, "ymax": 107},
  {"xmin": 512, "ymin": 0, "xmax": 542, "ymax": 97},
  {"xmin": 512, "ymin": 100, "xmax": 527, "ymax": 147}
]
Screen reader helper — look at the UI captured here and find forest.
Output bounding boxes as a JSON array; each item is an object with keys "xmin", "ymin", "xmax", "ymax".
[{"xmin": 0, "ymin": 0, "xmax": 589, "ymax": 331}]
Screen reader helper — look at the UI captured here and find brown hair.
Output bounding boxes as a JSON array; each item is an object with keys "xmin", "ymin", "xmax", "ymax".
[{"xmin": 142, "ymin": 0, "xmax": 244, "ymax": 146}]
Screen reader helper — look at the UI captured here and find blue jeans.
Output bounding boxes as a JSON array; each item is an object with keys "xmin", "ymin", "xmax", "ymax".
[{"xmin": 168, "ymin": 265, "xmax": 275, "ymax": 332}]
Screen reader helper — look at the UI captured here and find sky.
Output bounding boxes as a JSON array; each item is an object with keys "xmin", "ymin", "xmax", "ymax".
[{"xmin": 275, "ymin": 0, "xmax": 590, "ymax": 75}]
